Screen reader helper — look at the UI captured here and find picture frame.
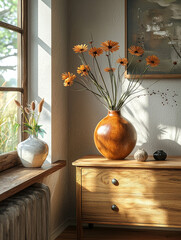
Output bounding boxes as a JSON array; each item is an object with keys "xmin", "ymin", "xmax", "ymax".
[{"xmin": 125, "ymin": 0, "xmax": 181, "ymax": 79}]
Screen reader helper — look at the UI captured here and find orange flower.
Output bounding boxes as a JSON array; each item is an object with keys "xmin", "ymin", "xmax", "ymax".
[
  {"xmin": 104, "ymin": 67, "xmax": 116, "ymax": 72},
  {"xmin": 146, "ymin": 55, "xmax": 160, "ymax": 67},
  {"xmin": 62, "ymin": 72, "xmax": 76, "ymax": 87},
  {"xmin": 61, "ymin": 72, "xmax": 76, "ymax": 80},
  {"xmin": 128, "ymin": 46, "xmax": 144, "ymax": 56},
  {"xmin": 116, "ymin": 58, "xmax": 128, "ymax": 66},
  {"xmin": 64, "ymin": 79, "xmax": 74, "ymax": 87},
  {"xmin": 101, "ymin": 40, "xmax": 120, "ymax": 52},
  {"xmin": 77, "ymin": 65, "xmax": 90, "ymax": 76},
  {"xmin": 61, "ymin": 72, "xmax": 69, "ymax": 80},
  {"xmin": 73, "ymin": 44, "xmax": 88, "ymax": 53},
  {"xmin": 89, "ymin": 47, "xmax": 103, "ymax": 57}
]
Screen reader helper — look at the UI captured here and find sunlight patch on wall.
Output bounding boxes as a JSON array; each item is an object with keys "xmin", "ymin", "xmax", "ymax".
[
  {"xmin": 38, "ymin": 0, "xmax": 51, "ymax": 47},
  {"xmin": 157, "ymin": 124, "xmax": 181, "ymax": 144}
]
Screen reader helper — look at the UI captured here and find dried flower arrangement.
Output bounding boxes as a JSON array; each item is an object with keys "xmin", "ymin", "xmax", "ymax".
[
  {"xmin": 60, "ymin": 40, "xmax": 171, "ymax": 110},
  {"xmin": 14, "ymin": 99, "xmax": 46, "ymax": 137}
]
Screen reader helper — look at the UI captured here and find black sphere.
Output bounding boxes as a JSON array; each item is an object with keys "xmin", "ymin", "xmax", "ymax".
[{"xmin": 153, "ymin": 150, "xmax": 167, "ymax": 161}]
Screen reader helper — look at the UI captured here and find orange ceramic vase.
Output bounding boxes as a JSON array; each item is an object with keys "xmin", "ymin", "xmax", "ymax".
[{"xmin": 94, "ymin": 110, "xmax": 137, "ymax": 160}]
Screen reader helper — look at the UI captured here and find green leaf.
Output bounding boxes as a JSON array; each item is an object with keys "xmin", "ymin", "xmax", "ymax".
[
  {"xmin": 24, "ymin": 123, "xmax": 33, "ymax": 129},
  {"xmin": 37, "ymin": 128, "xmax": 46, "ymax": 138},
  {"xmin": 24, "ymin": 129, "xmax": 32, "ymax": 135},
  {"xmin": 13, "ymin": 122, "xmax": 20, "ymax": 133}
]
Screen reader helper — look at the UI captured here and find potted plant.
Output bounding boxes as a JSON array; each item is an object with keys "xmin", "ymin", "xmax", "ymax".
[
  {"xmin": 61, "ymin": 40, "xmax": 163, "ymax": 159},
  {"xmin": 14, "ymin": 99, "xmax": 48, "ymax": 167}
]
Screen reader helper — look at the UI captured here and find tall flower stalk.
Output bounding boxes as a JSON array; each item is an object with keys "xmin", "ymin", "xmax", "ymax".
[
  {"xmin": 14, "ymin": 99, "xmax": 46, "ymax": 137},
  {"xmin": 61, "ymin": 41, "xmax": 160, "ymax": 110}
]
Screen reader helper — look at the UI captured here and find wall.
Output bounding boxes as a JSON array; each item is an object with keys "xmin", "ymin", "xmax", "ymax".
[
  {"xmin": 28, "ymin": 0, "xmax": 181, "ymax": 233},
  {"xmin": 68, "ymin": 0, "xmax": 181, "ymax": 219},
  {"xmin": 28, "ymin": 0, "xmax": 69, "ymax": 238}
]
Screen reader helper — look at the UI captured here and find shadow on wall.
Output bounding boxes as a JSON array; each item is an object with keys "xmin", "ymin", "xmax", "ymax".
[{"xmin": 124, "ymin": 95, "xmax": 181, "ymax": 156}]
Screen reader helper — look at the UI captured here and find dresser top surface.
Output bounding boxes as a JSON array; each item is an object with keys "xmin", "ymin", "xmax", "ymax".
[{"xmin": 72, "ymin": 155, "xmax": 181, "ymax": 169}]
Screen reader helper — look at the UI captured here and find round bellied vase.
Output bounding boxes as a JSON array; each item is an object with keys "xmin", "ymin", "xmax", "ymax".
[
  {"xmin": 17, "ymin": 135, "xmax": 49, "ymax": 167},
  {"xmin": 94, "ymin": 110, "xmax": 137, "ymax": 160}
]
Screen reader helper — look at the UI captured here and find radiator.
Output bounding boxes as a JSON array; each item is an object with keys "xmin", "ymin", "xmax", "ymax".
[{"xmin": 0, "ymin": 183, "xmax": 50, "ymax": 240}]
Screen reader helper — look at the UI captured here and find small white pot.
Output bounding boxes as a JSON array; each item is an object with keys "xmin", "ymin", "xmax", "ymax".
[{"xmin": 17, "ymin": 135, "xmax": 48, "ymax": 167}]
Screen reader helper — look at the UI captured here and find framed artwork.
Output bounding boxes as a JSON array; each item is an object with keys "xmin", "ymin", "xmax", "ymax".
[{"xmin": 125, "ymin": 0, "xmax": 181, "ymax": 79}]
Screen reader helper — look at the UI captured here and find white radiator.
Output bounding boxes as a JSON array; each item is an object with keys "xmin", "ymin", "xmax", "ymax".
[{"xmin": 0, "ymin": 183, "xmax": 50, "ymax": 240}]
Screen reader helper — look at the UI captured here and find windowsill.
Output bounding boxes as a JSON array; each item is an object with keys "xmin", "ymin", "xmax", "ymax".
[
  {"xmin": 0, "ymin": 151, "xmax": 21, "ymax": 172},
  {"xmin": 0, "ymin": 160, "xmax": 66, "ymax": 202}
]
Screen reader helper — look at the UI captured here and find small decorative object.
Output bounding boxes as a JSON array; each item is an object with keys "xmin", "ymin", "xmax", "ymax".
[
  {"xmin": 60, "ymin": 39, "xmax": 177, "ymax": 160},
  {"xmin": 153, "ymin": 150, "xmax": 167, "ymax": 161},
  {"xmin": 15, "ymin": 99, "xmax": 48, "ymax": 167},
  {"xmin": 134, "ymin": 149, "xmax": 148, "ymax": 162}
]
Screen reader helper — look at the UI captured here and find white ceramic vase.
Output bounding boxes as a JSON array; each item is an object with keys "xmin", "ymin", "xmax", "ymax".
[{"xmin": 17, "ymin": 135, "xmax": 48, "ymax": 167}]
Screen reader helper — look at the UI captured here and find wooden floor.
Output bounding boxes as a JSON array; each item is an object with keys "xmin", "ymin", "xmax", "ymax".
[{"xmin": 56, "ymin": 226, "xmax": 181, "ymax": 240}]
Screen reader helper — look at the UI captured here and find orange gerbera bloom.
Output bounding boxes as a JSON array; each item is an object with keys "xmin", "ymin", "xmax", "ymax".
[
  {"xmin": 116, "ymin": 58, "xmax": 128, "ymax": 66},
  {"xmin": 128, "ymin": 46, "xmax": 144, "ymax": 56},
  {"xmin": 62, "ymin": 72, "xmax": 76, "ymax": 87},
  {"xmin": 64, "ymin": 79, "xmax": 74, "ymax": 87},
  {"xmin": 89, "ymin": 47, "xmax": 103, "ymax": 57},
  {"xmin": 73, "ymin": 44, "xmax": 88, "ymax": 53},
  {"xmin": 146, "ymin": 55, "xmax": 160, "ymax": 67},
  {"xmin": 101, "ymin": 40, "xmax": 120, "ymax": 52},
  {"xmin": 61, "ymin": 72, "xmax": 69, "ymax": 80},
  {"xmin": 77, "ymin": 65, "xmax": 90, "ymax": 76},
  {"xmin": 104, "ymin": 67, "xmax": 116, "ymax": 72}
]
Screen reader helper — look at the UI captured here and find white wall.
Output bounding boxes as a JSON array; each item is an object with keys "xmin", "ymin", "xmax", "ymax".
[
  {"xmin": 68, "ymin": 0, "xmax": 181, "ymax": 218},
  {"xmin": 28, "ymin": 0, "xmax": 181, "ymax": 231},
  {"xmin": 28, "ymin": 0, "xmax": 69, "ymax": 238},
  {"xmin": 28, "ymin": 0, "xmax": 52, "ymax": 162}
]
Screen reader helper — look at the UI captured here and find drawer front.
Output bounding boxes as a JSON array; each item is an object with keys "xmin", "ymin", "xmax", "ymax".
[{"xmin": 82, "ymin": 168, "xmax": 181, "ymax": 227}]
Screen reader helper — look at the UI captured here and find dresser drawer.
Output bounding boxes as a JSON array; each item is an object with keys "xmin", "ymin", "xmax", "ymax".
[{"xmin": 82, "ymin": 168, "xmax": 181, "ymax": 227}]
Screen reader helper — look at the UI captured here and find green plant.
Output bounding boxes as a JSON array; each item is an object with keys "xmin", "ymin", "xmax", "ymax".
[
  {"xmin": 14, "ymin": 99, "xmax": 46, "ymax": 137},
  {"xmin": 0, "ymin": 90, "xmax": 19, "ymax": 153}
]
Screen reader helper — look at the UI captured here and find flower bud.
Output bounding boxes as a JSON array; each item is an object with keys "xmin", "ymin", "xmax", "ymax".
[
  {"xmin": 38, "ymin": 98, "xmax": 44, "ymax": 113},
  {"xmin": 24, "ymin": 107, "xmax": 30, "ymax": 114},
  {"xmin": 14, "ymin": 100, "xmax": 21, "ymax": 107},
  {"xmin": 31, "ymin": 101, "xmax": 35, "ymax": 111}
]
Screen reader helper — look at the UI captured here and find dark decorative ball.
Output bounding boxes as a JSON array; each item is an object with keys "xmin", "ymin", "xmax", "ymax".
[{"xmin": 153, "ymin": 150, "xmax": 167, "ymax": 161}]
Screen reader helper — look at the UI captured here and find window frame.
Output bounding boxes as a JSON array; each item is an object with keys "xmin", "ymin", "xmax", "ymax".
[{"xmin": 0, "ymin": 0, "xmax": 28, "ymax": 168}]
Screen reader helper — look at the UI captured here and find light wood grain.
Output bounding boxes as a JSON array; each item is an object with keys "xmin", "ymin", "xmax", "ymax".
[
  {"xmin": 94, "ymin": 111, "xmax": 136, "ymax": 159},
  {"xmin": 82, "ymin": 168, "xmax": 181, "ymax": 227},
  {"xmin": 73, "ymin": 155, "xmax": 181, "ymax": 169},
  {"xmin": 73, "ymin": 156, "xmax": 181, "ymax": 239},
  {"xmin": 0, "ymin": 160, "xmax": 66, "ymax": 202},
  {"xmin": 0, "ymin": 151, "xmax": 20, "ymax": 172},
  {"xmin": 56, "ymin": 226, "xmax": 181, "ymax": 240}
]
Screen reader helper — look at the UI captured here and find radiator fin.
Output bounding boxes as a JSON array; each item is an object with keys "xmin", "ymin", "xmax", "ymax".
[{"xmin": 0, "ymin": 183, "xmax": 50, "ymax": 240}]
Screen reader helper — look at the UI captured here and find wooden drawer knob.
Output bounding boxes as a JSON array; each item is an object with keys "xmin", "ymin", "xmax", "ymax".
[
  {"xmin": 112, "ymin": 178, "xmax": 119, "ymax": 186},
  {"xmin": 111, "ymin": 204, "xmax": 119, "ymax": 212}
]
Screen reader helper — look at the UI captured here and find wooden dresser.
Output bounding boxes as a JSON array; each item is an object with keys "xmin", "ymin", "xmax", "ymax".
[{"xmin": 73, "ymin": 155, "xmax": 181, "ymax": 239}]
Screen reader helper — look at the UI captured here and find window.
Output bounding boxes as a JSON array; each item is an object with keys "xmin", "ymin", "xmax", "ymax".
[{"xmin": 0, "ymin": 0, "xmax": 27, "ymax": 154}]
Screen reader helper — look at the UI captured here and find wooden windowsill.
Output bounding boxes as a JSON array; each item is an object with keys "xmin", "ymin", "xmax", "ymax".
[{"xmin": 0, "ymin": 160, "xmax": 66, "ymax": 202}]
